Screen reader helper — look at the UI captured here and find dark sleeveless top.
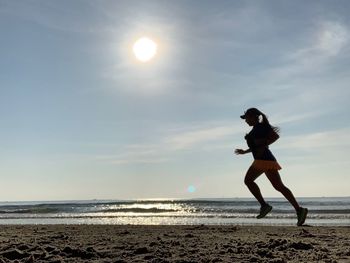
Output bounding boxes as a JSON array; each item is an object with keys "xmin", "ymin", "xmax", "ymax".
[{"xmin": 245, "ymin": 123, "xmax": 277, "ymax": 161}]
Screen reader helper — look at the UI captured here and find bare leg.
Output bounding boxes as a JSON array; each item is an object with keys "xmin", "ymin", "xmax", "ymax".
[
  {"xmin": 265, "ymin": 170, "xmax": 301, "ymax": 211},
  {"xmin": 244, "ymin": 166, "xmax": 266, "ymax": 206}
]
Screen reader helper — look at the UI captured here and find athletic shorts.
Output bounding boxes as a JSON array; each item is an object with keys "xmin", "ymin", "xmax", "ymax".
[{"xmin": 251, "ymin": 160, "xmax": 282, "ymax": 171}]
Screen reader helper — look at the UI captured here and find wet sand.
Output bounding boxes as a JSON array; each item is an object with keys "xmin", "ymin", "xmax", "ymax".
[{"xmin": 0, "ymin": 224, "xmax": 349, "ymax": 262}]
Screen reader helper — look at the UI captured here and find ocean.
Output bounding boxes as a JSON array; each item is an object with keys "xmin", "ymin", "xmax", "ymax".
[{"xmin": 0, "ymin": 197, "xmax": 349, "ymax": 226}]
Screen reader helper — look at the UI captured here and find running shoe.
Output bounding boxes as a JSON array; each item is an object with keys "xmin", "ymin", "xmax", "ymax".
[
  {"xmin": 297, "ymin": 207, "xmax": 308, "ymax": 226},
  {"xmin": 256, "ymin": 204, "xmax": 273, "ymax": 219}
]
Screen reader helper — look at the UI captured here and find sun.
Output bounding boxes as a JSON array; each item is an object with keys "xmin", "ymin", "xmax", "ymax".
[{"xmin": 133, "ymin": 37, "xmax": 157, "ymax": 62}]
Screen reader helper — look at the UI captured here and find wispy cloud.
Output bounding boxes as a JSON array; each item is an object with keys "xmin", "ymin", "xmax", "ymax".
[
  {"xmin": 276, "ymin": 128, "xmax": 350, "ymax": 152},
  {"xmin": 0, "ymin": 1, "xmax": 124, "ymax": 34},
  {"xmin": 272, "ymin": 111, "xmax": 322, "ymax": 126},
  {"xmin": 94, "ymin": 106, "xmax": 332, "ymax": 165},
  {"xmin": 96, "ymin": 122, "xmax": 243, "ymax": 164},
  {"xmin": 164, "ymin": 125, "xmax": 239, "ymax": 150},
  {"xmin": 272, "ymin": 21, "xmax": 348, "ymax": 79},
  {"xmin": 288, "ymin": 21, "xmax": 349, "ymax": 64},
  {"xmin": 243, "ymin": 20, "xmax": 350, "ymax": 125}
]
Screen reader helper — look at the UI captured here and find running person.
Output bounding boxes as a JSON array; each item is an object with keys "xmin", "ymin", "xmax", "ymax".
[{"xmin": 235, "ymin": 108, "xmax": 308, "ymax": 226}]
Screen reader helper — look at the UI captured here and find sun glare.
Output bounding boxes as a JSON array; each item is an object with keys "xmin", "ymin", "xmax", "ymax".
[{"xmin": 133, "ymin": 37, "xmax": 157, "ymax": 62}]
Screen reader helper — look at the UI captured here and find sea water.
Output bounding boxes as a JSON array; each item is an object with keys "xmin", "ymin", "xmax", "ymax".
[{"xmin": 0, "ymin": 197, "xmax": 349, "ymax": 226}]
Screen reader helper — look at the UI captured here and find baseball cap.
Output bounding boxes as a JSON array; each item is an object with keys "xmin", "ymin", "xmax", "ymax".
[{"xmin": 240, "ymin": 108, "xmax": 261, "ymax": 119}]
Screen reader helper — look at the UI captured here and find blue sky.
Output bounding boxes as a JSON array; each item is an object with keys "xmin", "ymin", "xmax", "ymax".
[{"xmin": 0, "ymin": 0, "xmax": 349, "ymax": 201}]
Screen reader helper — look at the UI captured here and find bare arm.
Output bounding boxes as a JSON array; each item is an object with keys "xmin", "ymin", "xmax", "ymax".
[{"xmin": 234, "ymin": 148, "xmax": 252, "ymax": 155}]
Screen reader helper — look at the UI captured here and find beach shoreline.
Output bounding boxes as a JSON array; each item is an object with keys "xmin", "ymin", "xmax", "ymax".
[
  {"xmin": 1, "ymin": 197, "xmax": 349, "ymax": 226},
  {"xmin": 0, "ymin": 224, "xmax": 349, "ymax": 262}
]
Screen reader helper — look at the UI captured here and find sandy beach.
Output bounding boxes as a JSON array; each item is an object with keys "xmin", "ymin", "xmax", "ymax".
[{"xmin": 0, "ymin": 225, "xmax": 349, "ymax": 262}]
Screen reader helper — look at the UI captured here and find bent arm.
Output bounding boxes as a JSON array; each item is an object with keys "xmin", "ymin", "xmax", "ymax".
[
  {"xmin": 254, "ymin": 130, "xmax": 279, "ymax": 147},
  {"xmin": 267, "ymin": 130, "xmax": 279, "ymax": 145}
]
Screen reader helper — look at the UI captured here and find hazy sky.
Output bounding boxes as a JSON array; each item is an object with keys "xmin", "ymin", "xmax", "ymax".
[{"xmin": 1, "ymin": 0, "xmax": 349, "ymax": 201}]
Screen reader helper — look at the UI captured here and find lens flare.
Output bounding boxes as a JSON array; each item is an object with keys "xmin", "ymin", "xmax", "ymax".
[{"xmin": 187, "ymin": 185, "xmax": 196, "ymax": 193}]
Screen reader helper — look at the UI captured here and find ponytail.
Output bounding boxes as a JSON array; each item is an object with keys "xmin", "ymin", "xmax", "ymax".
[
  {"xmin": 259, "ymin": 111, "xmax": 280, "ymax": 134},
  {"xmin": 241, "ymin": 107, "xmax": 280, "ymax": 134}
]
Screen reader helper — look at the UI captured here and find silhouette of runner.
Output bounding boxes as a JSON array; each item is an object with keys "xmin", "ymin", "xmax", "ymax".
[{"xmin": 235, "ymin": 108, "xmax": 308, "ymax": 226}]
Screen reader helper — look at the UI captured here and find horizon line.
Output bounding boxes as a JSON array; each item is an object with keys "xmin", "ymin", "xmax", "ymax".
[{"xmin": 0, "ymin": 196, "xmax": 349, "ymax": 203}]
